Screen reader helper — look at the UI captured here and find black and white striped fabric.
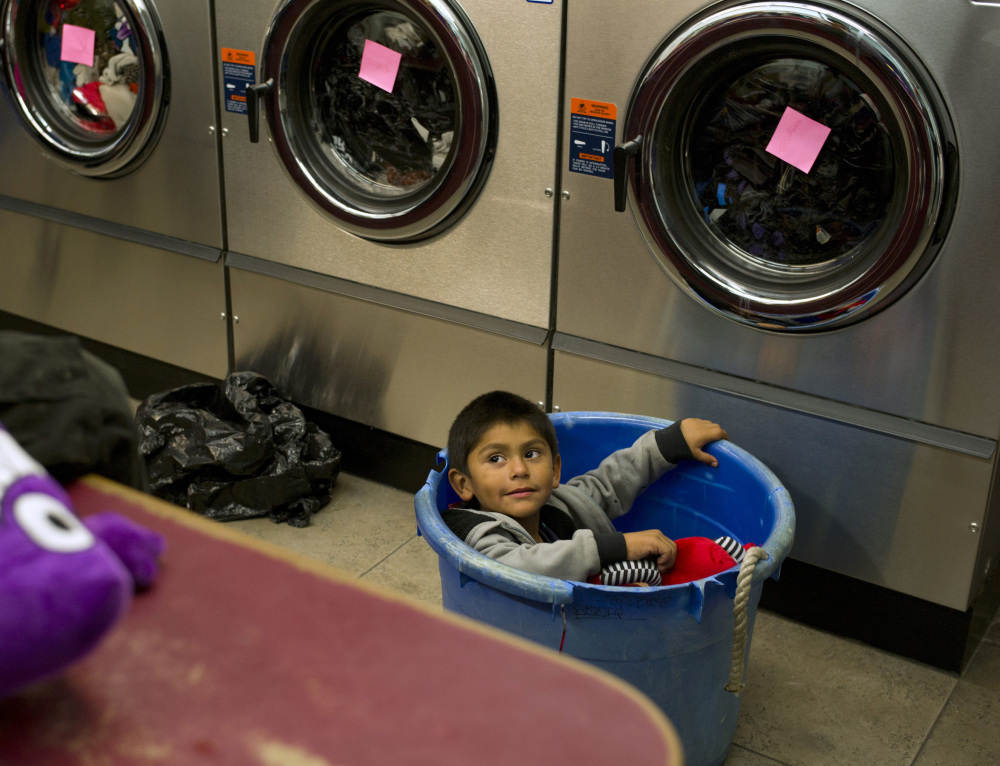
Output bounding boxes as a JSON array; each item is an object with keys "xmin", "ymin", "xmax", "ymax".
[
  {"xmin": 714, "ymin": 536, "xmax": 745, "ymax": 563},
  {"xmin": 597, "ymin": 536, "xmax": 745, "ymax": 586},
  {"xmin": 598, "ymin": 559, "xmax": 662, "ymax": 587}
]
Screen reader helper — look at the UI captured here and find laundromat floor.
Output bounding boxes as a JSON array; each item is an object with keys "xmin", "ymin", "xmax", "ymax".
[{"xmin": 222, "ymin": 472, "xmax": 1000, "ymax": 766}]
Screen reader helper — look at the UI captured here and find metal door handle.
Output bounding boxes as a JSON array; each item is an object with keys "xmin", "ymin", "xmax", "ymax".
[
  {"xmin": 613, "ymin": 136, "xmax": 643, "ymax": 212},
  {"xmin": 245, "ymin": 79, "xmax": 274, "ymax": 143}
]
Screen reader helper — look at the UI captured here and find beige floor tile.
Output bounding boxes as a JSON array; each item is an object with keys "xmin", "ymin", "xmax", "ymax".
[
  {"xmin": 985, "ymin": 610, "xmax": 1000, "ymax": 645},
  {"xmin": 226, "ymin": 473, "xmax": 417, "ymax": 576},
  {"xmin": 361, "ymin": 536, "xmax": 444, "ymax": 610},
  {"xmin": 912, "ymin": 642, "xmax": 1000, "ymax": 766},
  {"xmin": 733, "ymin": 610, "xmax": 957, "ymax": 766},
  {"xmin": 723, "ymin": 745, "xmax": 787, "ymax": 765}
]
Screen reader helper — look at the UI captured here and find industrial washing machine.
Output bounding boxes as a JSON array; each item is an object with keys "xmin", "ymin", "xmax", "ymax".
[
  {"xmin": 553, "ymin": 0, "xmax": 1000, "ymax": 665},
  {"xmin": 215, "ymin": 0, "xmax": 562, "ymax": 447},
  {"xmin": 0, "ymin": 0, "xmax": 227, "ymax": 378}
]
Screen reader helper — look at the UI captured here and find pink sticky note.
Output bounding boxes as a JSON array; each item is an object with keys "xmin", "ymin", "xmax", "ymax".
[
  {"xmin": 358, "ymin": 39, "xmax": 402, "ymax": 93},
  {"xmin": 60, "ymin": 24, "xmax": 96, "ymax": 68},
  {"xmin": 765, "ymin": 107, "xmax": 832, "ymax": 174}
]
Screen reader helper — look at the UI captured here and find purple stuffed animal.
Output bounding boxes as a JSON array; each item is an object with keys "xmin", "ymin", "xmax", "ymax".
[{"xmin": 0, "ymin": 423, "xmax": 165, "ymax": 698}]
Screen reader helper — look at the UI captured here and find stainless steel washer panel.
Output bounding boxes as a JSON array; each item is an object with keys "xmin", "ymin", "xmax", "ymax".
[
  {"xmin": 218, "ymin": 0, "xmax": 561, "ymax": 327},
  {"xmin": 0, "ymin": 208, "xmax": 228, "ymax": 378},
  {"xmin": 229, "ymin": 266, "xmax": 549, "ymax": 447},
  {"xmin": 552, "ymin": 350, "xmax": 994, "ymax": 611},
  {"xmin": 0, "ymin": 0, "xmax": 223, "ymax": 245},
  {"xmin": 556, "ymin": 0, "xmax": 1000, "ymax": 438}
]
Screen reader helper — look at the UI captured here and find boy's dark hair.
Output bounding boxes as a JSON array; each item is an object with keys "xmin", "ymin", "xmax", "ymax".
[{"xmin": 447, "ymin": 391, "xmax": 559, "ymax": 476}]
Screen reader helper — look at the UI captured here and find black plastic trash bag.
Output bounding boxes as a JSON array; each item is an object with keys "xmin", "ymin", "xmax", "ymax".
[
  {"xmin": 136, "ymin": 372, "xmax": 341, "ymax": 527},
  {"xmin": 0, "ymin": 331, "xmax": 146, "ymax": 489}
]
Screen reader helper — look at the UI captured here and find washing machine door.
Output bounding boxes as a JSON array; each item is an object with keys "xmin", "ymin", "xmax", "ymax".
[
  {"xmin": 0, "ymin": 0, "xmax": 167, "ymax": 178},
  {"xmin": 615, "ymin": 1, "xmax": 957, "ymax": 331},
  {"xmin": 247, "ymin": 0, "xmax": 498, "ymax": 243}
]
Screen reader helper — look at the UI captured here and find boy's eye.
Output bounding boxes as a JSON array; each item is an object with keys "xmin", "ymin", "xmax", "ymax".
[
  {"xmin": 487, "ymin": 454, "xmax": 505, "ymax": 464},
  {"xmin": 525, "ymin": 449, "xmax": 542, "ymax": 459}
]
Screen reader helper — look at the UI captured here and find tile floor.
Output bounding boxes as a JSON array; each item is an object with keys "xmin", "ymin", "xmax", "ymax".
[{"xmin": 228, "ymin": 472, "xmax": 1000, "ymax": 766}]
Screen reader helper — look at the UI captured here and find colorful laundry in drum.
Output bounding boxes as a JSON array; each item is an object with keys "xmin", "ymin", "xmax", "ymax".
[{"xmin": 39, "ymin": 0, "xmax": 139, "ymax": 135}]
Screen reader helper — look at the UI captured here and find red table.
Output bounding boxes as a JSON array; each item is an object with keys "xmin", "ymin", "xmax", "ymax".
[{"xmin": 0, "ymin": 476, "xmax": 683, "ymax": 765}]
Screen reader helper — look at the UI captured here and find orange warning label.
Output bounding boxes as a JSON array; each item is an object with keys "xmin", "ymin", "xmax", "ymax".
[
  {"xmin": 222, "ymin": 48, "xmax": 255, "ymax": 66},
  {"xmin": 222, "ymin": 48, "xmax": 257, "ymax": 114},
  {"xmin": 569, "ymin": 97, "xmax": 617, "ymax": 178},
  {"xmin": 571, "ymin": 98, "xmax": 617, "ymax": 120}
]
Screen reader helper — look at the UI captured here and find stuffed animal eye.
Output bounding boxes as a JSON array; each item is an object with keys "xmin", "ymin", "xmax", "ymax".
[{"xmin": 13, "ymin": 492, "xmax": 95, "ymax": 553}]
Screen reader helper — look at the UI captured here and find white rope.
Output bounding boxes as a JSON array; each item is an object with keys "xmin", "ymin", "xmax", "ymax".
[{"xmin": 725, "ymin": 546, "xmax": 768, "ymax": 694}]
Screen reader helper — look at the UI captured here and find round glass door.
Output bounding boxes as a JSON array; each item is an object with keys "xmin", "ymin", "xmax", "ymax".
[
  {"xmin": 620, "ymin": 1, "xmax": 957, "ymax": 331},
  {"xmin": 0, "ymin": 0, "xmax": 168, "ymax": 177},
  {"xmin": 257, "ymin": 0, "xmax": 498, "ymax": 242}
]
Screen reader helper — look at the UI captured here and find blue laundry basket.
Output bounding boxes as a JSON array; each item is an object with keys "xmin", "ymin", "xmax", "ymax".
[{"xmin": 415, "ymin": 412, "xmax": 795, "ymax": 766}]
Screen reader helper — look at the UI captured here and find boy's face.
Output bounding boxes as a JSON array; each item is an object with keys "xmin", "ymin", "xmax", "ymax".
[{"xmin": 448, "ymin": 420, "xmax": 561, "ymax": 523}]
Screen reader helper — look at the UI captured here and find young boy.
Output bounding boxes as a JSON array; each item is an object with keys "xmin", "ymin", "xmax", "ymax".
[{"xmin": 442, "ymin": 391, "xmax": 728, "ymax": 583}]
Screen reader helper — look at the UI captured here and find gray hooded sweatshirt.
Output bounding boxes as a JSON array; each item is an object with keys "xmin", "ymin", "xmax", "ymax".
[{"xmin": 441, "ymin": 424, "xmax": 692, "ymax": 582}]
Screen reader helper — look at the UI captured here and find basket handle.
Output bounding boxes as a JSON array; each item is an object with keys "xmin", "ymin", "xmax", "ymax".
[{"xmin": 725, "ymin": 546, "xmax": 769, "ymax": 694}]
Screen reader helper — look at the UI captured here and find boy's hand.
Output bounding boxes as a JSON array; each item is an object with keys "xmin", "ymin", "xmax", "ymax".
[
  {"xmin": 680, "ymin": 418, "xmax": 729, "ymax": 468},
  {"xmin": 624, "ymin": 530, "xmax": 677, "ymax": 574}
]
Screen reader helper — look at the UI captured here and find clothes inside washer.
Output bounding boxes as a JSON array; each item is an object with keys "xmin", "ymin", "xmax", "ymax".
[
  {"xmin": 36, "ymin": 0, "xmax": 137, "ymax": 133},
  {"xmin": 71, "ymin": 80, "xmax": 115, "ymax": 133},
  {"xmin": 313, "ymin": 11, "xmax": 457, "ymax": 195},
  {"xmin": 686, "ymin": 58, "xmax": 895, "ymax": 266},
  {"xmin": 98, "ymin": 82, "xmax": 135, "ymax": 128},
  {"xmin": 100, "ymin": 52, "xmax": 139, "ymax": 88}
]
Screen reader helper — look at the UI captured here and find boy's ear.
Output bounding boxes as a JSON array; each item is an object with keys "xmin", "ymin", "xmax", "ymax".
[
  {"xmin": 552, "ymin": 453, "xmax": 561, "ymax": 488},
  {"xmin": 448, "ymin": 468, "xmax": 476, "ymax": 501}
]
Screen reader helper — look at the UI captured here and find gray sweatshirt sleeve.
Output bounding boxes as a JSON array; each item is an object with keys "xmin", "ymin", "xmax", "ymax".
[
  {"xmin": 562, "ymin": 427, "xmax": 678, "ymax": 521},
  {"xmin": 467, "ymin": 524, "xmax": 606, "ymax": 582}
]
